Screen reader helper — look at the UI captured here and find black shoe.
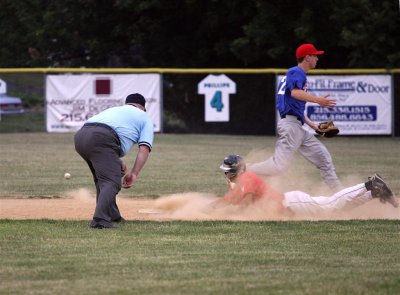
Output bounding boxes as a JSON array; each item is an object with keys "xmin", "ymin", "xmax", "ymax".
[
  {"xmin": 112, "ymin": 217, "xmax": 126, "ymax": 223},
  {"xmin": 90, "ymin": 220, "xmax": 117, "ymax": 229},
  {"xmin": 369, "ymin": 174, "xmax": 399, "ymax": 208}
]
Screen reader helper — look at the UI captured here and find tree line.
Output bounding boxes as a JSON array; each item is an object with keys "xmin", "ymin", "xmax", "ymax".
[{"xmin": 0, "ymin": 0, "xmax": 399, "ymax": 69}]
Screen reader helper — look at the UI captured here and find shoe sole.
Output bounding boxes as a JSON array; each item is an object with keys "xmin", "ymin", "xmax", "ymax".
[{"xmin": 373, "ymin": 174, "xmax": 399, "ymax": 208}]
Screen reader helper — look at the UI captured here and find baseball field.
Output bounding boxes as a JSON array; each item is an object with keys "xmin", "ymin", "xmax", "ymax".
[{"xmin": 1, "ymin": 133, "xmax": 400, "ymax": 294}]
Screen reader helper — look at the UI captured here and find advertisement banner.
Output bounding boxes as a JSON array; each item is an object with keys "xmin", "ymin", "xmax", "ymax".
[
  {"xmin": 46, "ymin": 74, "xmax": 161, "ymax": 132},
  {"xmin": 0, "ymin": 78, "xmax": 7, "ymax": 93},
  {"xmin": 276, "ymin": 75, "xmax": 392, "ymax": 135}
]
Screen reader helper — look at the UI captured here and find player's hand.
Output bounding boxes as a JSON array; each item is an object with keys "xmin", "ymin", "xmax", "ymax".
[
  {"xmin": 317, "ymin": 94, "xmax": 336, "ymax": 108},
  {"xmin": 122, "ymin": 172, "xmax": 137, "ymax": 188}
]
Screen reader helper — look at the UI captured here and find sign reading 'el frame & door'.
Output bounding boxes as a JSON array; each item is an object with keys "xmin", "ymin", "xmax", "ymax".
[{"xmin": 276, "ymin": 75, "xmax": 392, "ymax": 135}]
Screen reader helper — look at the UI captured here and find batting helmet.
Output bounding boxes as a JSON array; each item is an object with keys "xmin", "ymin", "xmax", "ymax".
[{"xmin": 220, "ymin": 154, "xmax": 246, "ymax": 179}]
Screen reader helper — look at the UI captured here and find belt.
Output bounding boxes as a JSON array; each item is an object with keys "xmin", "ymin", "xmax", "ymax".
[
  {"xmin": 83, "ymin": 122, "xmax": 121, "ymax": 146},
  {"xmin": 281, "ymin": 114, "xmax": 301, "ymax": 122}
]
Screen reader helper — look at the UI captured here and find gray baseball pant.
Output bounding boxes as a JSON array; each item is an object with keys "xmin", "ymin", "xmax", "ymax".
[
  {"xmin": 74, "ymin": 123, "xmax": 123, "ymax": 226},
  {"xmin": 249, "ymin": 115, "xmax": 341, "ymax": 190}
]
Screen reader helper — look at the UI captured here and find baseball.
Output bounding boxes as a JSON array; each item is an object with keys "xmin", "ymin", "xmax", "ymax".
[{"xmin": 64, "ymin": 172, "xmax": 71, "ymax": 180}]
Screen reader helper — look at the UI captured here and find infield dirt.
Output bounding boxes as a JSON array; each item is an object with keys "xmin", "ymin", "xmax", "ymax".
[{"xmin": 1, "ymin": 188, "xmax": 399, "ymax": 221}]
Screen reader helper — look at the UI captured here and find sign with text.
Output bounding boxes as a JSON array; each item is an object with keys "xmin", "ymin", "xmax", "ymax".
[
  {"xmin": 198, "ymin": 74, "xmax": 236, "ymax": 122},
  {"xmin": 46, "ymin": 74, "xmax": 161, "ymax": 132},
  {"xmin": 0, "ymin": 78, "xmax": 7, "ymax": 93},
  {"xmin": 276, "ymin": 75, "xmax": 392, "ymax": 135}
]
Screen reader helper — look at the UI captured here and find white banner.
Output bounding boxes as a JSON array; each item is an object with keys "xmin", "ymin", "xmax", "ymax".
[
  {"xmin": 0, "ymin": 78, "xmax": 7, "ymax": 93},
  {"xmin": 276, "ymin": 75, "xmax": 392, "ymax": 135},
  {"xmin": 198, "ymin": 74, "xmax": 236, "ymax": 122},
  {"xmin": 46, "ymin": 74, "xmax": 161, "ymax": 132}
]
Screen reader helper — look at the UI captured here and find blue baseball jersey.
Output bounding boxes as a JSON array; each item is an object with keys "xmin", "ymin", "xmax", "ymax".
[
  {"xmin": 276, "ymin": 66, "xmax": 307, "ymax": 124},
  {"xmin": 86, "ymin": 105, "xmax": 154, "ymax": 156}
]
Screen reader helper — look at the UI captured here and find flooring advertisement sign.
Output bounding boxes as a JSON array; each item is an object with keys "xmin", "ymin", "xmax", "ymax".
[{"xmin": 46, "ymin": 74, "xmax": 161, "ymax": 132}]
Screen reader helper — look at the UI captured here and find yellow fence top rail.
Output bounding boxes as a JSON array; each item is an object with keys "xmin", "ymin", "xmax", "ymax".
[{"xmin": 0, "ymin": 68, "xmax": 399, "ymax": 74}]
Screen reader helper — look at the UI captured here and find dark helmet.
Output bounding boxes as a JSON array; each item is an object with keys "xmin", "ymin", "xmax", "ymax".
[{"xmin": 219, "ymin": 154, "xmax": 246, "ymax": 179}]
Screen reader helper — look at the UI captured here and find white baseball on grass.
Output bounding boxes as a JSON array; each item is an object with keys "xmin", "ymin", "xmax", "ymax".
[{"xmin": 64, "ymin": 172, "xmax": 71, "ymax": 179}]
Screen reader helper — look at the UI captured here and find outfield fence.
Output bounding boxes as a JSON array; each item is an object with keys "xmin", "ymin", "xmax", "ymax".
[{"xmin": 0, "ymin": 68, "xmax": 399, "ymax": 136}]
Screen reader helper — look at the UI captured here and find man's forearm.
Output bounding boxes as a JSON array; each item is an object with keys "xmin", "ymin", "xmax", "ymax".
[
  {"xmin": 291, "ymin": 89, "xmax": 318, "ymax": 103},
  {"xmin": 131, "ymin": 146, "xmax": 150, "ymax": 176}
]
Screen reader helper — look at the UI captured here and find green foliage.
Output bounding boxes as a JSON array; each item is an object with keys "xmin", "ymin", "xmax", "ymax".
[
  {"xmin": 0, "ymin": 0, "xmax": 398, "ymax": 68},
  {"xmin": 11, "ymin": 92, "xmax": 44, "ymax": 108},
  {"xmin": 330, "ymin": 0, "xmax": 400, "ymax": 67},
  {"xmin": 0, "ymin": 73, "xmax": 45, "ymax": 109}
]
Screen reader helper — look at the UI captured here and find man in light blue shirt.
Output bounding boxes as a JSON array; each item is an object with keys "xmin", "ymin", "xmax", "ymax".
[{"xmin": 75, "ymin": 93, "xmax": 154, "ymax": 229}]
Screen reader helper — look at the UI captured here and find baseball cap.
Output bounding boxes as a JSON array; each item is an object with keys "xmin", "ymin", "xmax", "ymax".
[
  {"xmin": 296, "ymin": 44, "xmax": 324, "ymax": 59},
  {"xmin": 125, "ymin": 93, "xmax": 146, "ymax": 107}
]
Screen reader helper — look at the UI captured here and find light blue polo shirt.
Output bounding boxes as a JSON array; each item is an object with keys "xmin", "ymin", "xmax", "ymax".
[{"xmin": 86, "ymin": 104, "xmax": 154, "ymax": 156}]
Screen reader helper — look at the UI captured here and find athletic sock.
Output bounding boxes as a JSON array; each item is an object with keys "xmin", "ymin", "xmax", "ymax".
[{"xmin": 365, "ymin": 180, "xmax": 372, "ymax": 191}]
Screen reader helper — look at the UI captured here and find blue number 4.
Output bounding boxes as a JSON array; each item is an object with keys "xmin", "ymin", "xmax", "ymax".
[{"xmin": 210, "ymin": 91, "xmax": 223, "ymax": 112}]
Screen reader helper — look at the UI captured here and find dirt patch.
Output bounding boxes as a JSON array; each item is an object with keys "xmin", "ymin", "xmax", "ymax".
[
  {"xmin": 1, "ymin": 188, "xmax": 399, "ymax": 221},
  {"xmin": 0, "ymin": 189, "xmax": 159, "ymax": 221}
]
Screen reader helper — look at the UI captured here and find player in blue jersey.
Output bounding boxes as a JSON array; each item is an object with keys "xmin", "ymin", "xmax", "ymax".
[
  {"xmin": 74, "ymin": 93, "xmax": 154, "ymax": 229},
  {"xmin": 248, "ymin": 44, "xmax": 341, "ymax": 190}
]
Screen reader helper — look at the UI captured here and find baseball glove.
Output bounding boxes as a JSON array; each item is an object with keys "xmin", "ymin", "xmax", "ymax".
[{"xmin": 315, "ymin": 119, "xmax": 339, "ymax": 138}]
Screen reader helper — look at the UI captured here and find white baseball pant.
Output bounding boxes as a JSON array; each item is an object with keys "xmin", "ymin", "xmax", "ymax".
[{"xmin": 283, "ymin": 183, "xmax": 371, "ymax": 216}]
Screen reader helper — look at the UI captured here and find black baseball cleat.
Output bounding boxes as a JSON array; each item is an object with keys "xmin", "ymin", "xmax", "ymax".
[
  {"xmin": 369, "ymin": 174, "xmax": 399, "ymax": 208},
  {"xmin": 112, "ymin": 217, "xmax": 126, "ymax": 223},
  {"xmin": 90, "ymin": 220, "xmax": 118, "ymax": 229}
]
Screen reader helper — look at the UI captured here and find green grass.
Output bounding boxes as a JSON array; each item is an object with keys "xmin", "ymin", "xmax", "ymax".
[
  {"xmin": 1, "ymin": 220, "xmax": 400, "ymax": 295},
  {"xmin": 0, "ymin": 133, "xmax": 399, "ymax": 197},
  {"xmin": 0, "ymin": 110, "xmax": 45, "ymax": 133},
  {"xmin": 1, "ymin": 133, "xmax": 400, "ymax": 294}
]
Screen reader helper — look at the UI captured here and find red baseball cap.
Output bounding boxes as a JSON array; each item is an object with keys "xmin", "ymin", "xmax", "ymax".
[{"xmin": 296, "ymin": 44, "xmax": 324, "ymax": 58}]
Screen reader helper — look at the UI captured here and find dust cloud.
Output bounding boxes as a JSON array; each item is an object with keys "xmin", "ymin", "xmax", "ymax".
[
  {"xmin": 141, "ymin": 151, "xmax": 399, "ymax": 221},
  {"xmin": 66, "ymin": 188, "xmax": 94, "ymax": 203},
  {"xmin": 145, "ymin": 191, "xmax": 399, "ymax": 221}
]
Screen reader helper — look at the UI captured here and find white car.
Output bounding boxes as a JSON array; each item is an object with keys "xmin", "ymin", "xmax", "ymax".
[{"xmin": 0, "ymin": 93, "xmax": 25, "ymax": 115}]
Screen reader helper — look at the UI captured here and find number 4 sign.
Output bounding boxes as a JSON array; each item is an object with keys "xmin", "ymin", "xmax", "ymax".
[{"xmin": 198, "ymin": 74, "xmax": 236, "ymax": 122}]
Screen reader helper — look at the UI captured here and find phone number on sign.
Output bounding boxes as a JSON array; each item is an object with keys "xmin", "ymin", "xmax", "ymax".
[
  {"xmin": 307, "ymin": 105, "xmax": 377, "ymax": 122},
  {"xmin": 60, "ymin": 113, "xmax": 96, "ymax": 122}
]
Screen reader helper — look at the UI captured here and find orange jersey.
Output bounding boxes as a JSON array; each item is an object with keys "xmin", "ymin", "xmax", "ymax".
[
  {"xmin": 223, "ymin": 172, "xmax": 285, "ymax": 210},
  {"xmin": 223, "ymin": 171, "xmax": 269, "ymax": 204}
]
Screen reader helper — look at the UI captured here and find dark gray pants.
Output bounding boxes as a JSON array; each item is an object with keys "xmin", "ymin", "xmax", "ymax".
[{"xmin": 74, "ymin": 124, "xmax": 122, "ymax": 226}]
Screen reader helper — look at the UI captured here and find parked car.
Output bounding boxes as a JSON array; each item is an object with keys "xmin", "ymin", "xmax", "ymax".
[{"xmin": 0, "ymin": 93, "xmax": 25, "ymax": 115}]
